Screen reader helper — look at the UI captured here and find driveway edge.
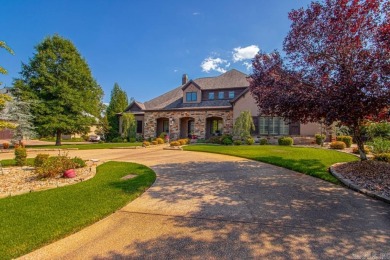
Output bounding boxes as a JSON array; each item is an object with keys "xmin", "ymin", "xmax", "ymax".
[{"xmin": 330, "ymin": 163, "xmax": 390, "ymax": 204}]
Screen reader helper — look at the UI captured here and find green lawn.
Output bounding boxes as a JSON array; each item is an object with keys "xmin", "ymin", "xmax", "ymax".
[
  {"xmin": 1, "ymin": 158, "xmax": 35, "ymax": 167},
  {"xmin": 0, "ymin": 161, "xmax": 156, "ymax": 259},
  {"xmin": 184, "ymin": 145, "xmax": 358, "ymax": 183},
  {"xmin": 26, "ymin": 142, "xmax": 142, "ymax": 150}
]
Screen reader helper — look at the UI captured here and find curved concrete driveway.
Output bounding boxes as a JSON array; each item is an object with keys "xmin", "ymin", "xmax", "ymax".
[{"xmin": 19, "ymin": 147, "xmax": 390, "ymax": 259}]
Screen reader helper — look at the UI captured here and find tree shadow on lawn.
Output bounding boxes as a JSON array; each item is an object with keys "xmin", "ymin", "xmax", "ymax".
[{"xmin": 94, "ymin": 160, "xmax": 390, "ymax": 259}]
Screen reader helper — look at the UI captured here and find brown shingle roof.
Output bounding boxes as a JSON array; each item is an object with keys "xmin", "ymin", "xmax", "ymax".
[
  {"xmin": 141, "ymin": 69, "xmax": 249, "ymax": 110},
  {"xmin": 193, "ymin": 69, "xmax": 249, "ymax": 90}
]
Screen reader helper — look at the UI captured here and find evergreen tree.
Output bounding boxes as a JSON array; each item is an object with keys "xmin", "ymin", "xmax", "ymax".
[
  {"xmin": 106, "ymin": 83, "xmax": 129, "ymax": 140},
  {"xmin": 121, "ymin": 113, "xmax": 136, "ymax": 141},
  {"xmin": 1, "ymin": 97, "xmax": 36, "ymax": 143},
  {"xmin": 13, "ymin": 35, "xmax": 103, "ymax": 146}
]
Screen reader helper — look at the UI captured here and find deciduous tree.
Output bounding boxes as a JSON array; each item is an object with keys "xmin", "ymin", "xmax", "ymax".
[
  {"xmin": 250, "ymin": 0, "xmax": 389, "ymax": 160},
  {"xmin": 233, "ymin": 110, "xmax": 255, "ymax": 140},
  {"xmin": 13, "ymin": 35, "xmax": 103, "ymax": 145}
]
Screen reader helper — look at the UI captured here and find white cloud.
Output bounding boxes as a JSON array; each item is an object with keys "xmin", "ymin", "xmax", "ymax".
[
  {"xmin": 201, "ymin": 57, "xmax": 228, "ymax": 73},
  {"xmin": 243, "ymin": 61, "xmax": 252, "ymax": 71},
  {"xmin": 232, "ymin": 45, "xmax": 260, "ymax": 62},
  {"xmin": 193, "ymin": 12, "xmax": 200, "ymax": 15}
]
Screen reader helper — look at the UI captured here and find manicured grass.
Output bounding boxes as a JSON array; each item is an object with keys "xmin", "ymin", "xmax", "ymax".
[
  {"xmin": 184, "ymin": 145, "xmax": 358, "ymax": 183},
  {"xmin": 26, "ymin": 142, "xmax": 142, "ymax": 150},
  {"xmin": 0, "ymin": 161, "xmax": 156, "ymax": 259},
  {"xmin": 1, "ymin": 158, "xmax": 35, "ymax": 167}
]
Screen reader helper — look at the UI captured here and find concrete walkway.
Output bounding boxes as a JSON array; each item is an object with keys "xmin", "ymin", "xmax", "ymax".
[{"xmin": 17, "ymin": 147, "xmax": 390, "ymax": 259}]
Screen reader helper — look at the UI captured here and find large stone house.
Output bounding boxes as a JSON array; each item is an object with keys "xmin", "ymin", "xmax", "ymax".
[{"xmin": 120, "ymin": 69, "xmax": 320, "ymax": 141}]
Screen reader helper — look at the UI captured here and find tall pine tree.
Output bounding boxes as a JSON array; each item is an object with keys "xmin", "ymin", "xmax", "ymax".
[
  {"xmin": 13, "ymin": 35, "xmax": 103, "ymax": 145},
  {"xmin": 106, "ymin": 83, "xmax": 129, "ymax": 140}
]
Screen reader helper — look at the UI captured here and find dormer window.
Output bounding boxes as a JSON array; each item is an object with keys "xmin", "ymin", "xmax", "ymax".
[
  {"xmin": 186, "ymin": 92, "xmax": 197, "ymax": 102},
  {"xmin": 218, "ymin": 91, "xmax": 224, "ymax": 99},
  {"xmin": 229, "ymin": 91, "xmax": 235, "ymax": 99},
  {"xmin": 208, "ymin": 92, "xmax": 215, "ymax": 100}
]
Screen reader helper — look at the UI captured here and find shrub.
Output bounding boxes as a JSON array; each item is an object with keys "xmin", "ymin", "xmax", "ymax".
[
  {"xmin": 2, "ymin": 142, "xmax": 9, "ymax": 149},
  {"xmin": 336, "ymin": 136, "xmax": 352, "ymax": 148},
  {"xmin": 278, "ymin": 137, "xmax": 293, "ymax": 146},
  {"xmin": 177, "ymin": 139, "xmax": 185, "ymax": 145},
  {"xmin": 369, "ymin": 138, "xmax": 390, "ymax": 154},
  {"xmin": 111, "ymin": 137, "xmax": 126, "ymax": 143},
  {"xmin": 208, "ymin": 136, "xmax": 221, "ymax": 144},
  {"xmin": 151, "ymin": 141, "xmax": 158, "ymax": 145},
  {"xmin": 234, "ymin": 140, "xmax": 242, "ymax": 146},
  {"xmin": 34, "ymin": 154, "xmax": 50, "ymax": 167},
  {"xmin": 170, "ymin": 141, "xmax": 180, "ymax": 147},
  {"xmin": 373, "ymin": 153, "xmax": 390, "ymax": 163},
  {"xmin": 36, "ymin": 156, "xmax": 76, "ymax": 178},
  {"xmin": 14, "ymin": 147, "xmax": 27, "ymax": 166},
  {"xmin": 221, "ymin": 134, "xmax": 233, "ymax": 145},
  {"xmin": 72, "ymin": 157, "xmax": 86, "ymax": 168},
  {"xmin": 196, "ymin": 138, "xmax": 206, "ymax": 143},
  {"xmin": 155, "ymin": 138, "xmax": 164, "ymax": 144},
  {"xmin": 129, "ymin": 138, "xmax": 136, "ymax": 143},
  {"xmin": 222, "ymin": 137, "xmax": 233, "ymax": 145},
  {"xmin": 315, "ymin": 134, "xmax": 326, "ymax": 145},
  {"xmin": 142, "ymin": 141, "xmax": 150, "ymax": 147},
  {"xmin": 259, "ymin": 138, "xmax": 268, "ymax": 145},
  {"xmin": 329, "ymin": 141, "xmax": 346, "ymax": 150},
  {"xmin": 352, "ymin": 146, "xmax": 370, "ymax": 154},
  {"xmin": 159, "ymin": 132, "xmax": 168, "ymax": 139},
  {"xmin": 367, "ymin": 122, "xmax": 390, "ymax": 140},
  {"xmin": 246, "ymin": 137, "xmax": 255, "ymax": 145}
]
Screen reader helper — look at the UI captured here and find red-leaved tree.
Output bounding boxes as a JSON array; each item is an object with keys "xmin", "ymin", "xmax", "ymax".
[{"xmin": 250, "ymin": 0, "xmax": 389, "ymax": 160}]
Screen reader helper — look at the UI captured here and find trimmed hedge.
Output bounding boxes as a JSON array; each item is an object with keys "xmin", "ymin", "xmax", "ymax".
[
  {"xmin": 278, "ymin": 137, "xmax": 293, "ymax": 146},
  {"xmin": 330, "ymin": 141, "xmax": 346, "ymax": 150},
  {"xmin": 336, "ymin": 136, "xmax": 352, "ymax": 148},
  {"xmin": 315, "ymin": 134, "xmax": 326, "ymax": 145},
  {"xmin": 259, "ymin": 138, "xmax": 268, "ymax": 145}
]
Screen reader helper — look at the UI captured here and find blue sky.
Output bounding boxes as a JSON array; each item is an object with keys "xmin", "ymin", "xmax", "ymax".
[{"xmin": 1, "ymin": 0, "xmax": 312, "ymax": 103}]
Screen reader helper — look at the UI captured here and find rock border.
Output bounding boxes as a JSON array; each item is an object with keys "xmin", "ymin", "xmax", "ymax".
[
  {"xmin": 330, "ymin": 162, "xmax": 390, "ymax": 204},
  {"xmin": 0, "ymin": 165, "xmax": 97, "ymax": 199}
]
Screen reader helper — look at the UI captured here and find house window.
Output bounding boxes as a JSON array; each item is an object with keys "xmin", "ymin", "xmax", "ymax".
[
  {"xmin": 186, "ymin": 92, "xmax": 197, "ymax": 102},
  {"xmin": 211, "ymin": 119, "xmax": 223, "ymax": 135},
  {"xmin": 218, "ymin": 91, "xmax": 224, "ymax": 99},
  {"xmin": 229, "ymin": 91, "xmax": 235, "ymax": 99},
  {"xmin": 208, "ymin": 92, "xmax": 214, "ymax": 100},
  {"xmin": 136, "ymin": 120, "xmax": 143, "ymax": 133},
  {"xmin": 258, "ymin": 116, "xmax": 289, "ymax": 135},
  {"xmin": 162, "ymin": 120, "xmax": 169, "ymax": 133}
]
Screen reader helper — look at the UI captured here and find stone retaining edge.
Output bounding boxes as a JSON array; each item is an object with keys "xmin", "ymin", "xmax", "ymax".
[{"xmin": 330, "ymin": 163, "xmax": 390, "ymax": 204}]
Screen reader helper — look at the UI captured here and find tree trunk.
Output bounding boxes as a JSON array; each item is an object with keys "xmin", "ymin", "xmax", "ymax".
[
  {"xmin": 55, "ymin": 130, "xmax": 62, "ymax": 146},
  {"xmin": 353, "ymin": 128, "xmax": 367, "ymax": 161}
]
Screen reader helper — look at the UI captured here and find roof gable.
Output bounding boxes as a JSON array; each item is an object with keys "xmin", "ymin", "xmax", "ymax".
[
  {"xmin": 181, "ymin": 80, "xmax": 201, "ymax": 91},
  {"xmin": 124, "ymin": 101, "xmax": 145, "ymax": 112}
]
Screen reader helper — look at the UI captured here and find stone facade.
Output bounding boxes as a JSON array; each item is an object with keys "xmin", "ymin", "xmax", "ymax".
[{"xmin": 144, "ymin": 109, "xmax": 233, "ymax": 139}]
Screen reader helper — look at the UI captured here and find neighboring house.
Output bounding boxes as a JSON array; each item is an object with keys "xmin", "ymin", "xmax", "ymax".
[{"xmin": 120, "ymin": 69, "xmax": 321, "ymax": 141}]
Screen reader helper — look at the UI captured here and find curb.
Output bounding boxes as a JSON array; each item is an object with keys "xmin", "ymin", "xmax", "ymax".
[{"xmin": 330, "ymin": 163, "xmax": 390, "ymax": 204}]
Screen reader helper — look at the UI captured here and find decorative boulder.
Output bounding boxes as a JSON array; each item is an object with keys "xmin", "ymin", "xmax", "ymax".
[{"xmin": 63, "ymin": 169, "xmax": 76, "ymax": 178}]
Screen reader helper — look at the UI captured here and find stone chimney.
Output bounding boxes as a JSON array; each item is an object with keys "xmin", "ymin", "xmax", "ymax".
[{"xmin": 182, "ymin": 74, "xmax": 188, "ymax": 85}]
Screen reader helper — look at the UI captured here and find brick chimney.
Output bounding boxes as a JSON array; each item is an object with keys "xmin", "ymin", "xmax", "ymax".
[{"xmin": 182, "ymin": 74, "xmax": 188, "ymax": 85}]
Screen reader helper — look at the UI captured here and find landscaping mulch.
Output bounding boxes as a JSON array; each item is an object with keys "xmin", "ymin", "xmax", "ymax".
[
  {"xmin": 333, "ymin": 160, "xmax": 390, "ymax": 198},
  {"xmin": 0, "ymin": 164, "xmax": 96, "ymax": 197}
]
